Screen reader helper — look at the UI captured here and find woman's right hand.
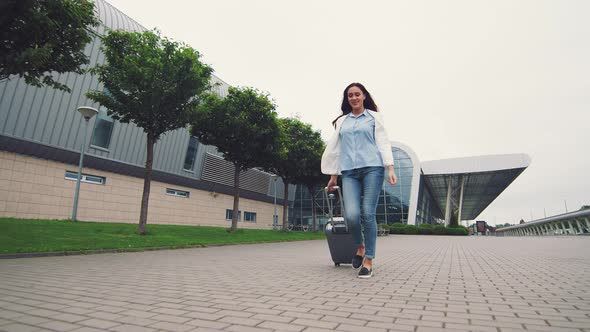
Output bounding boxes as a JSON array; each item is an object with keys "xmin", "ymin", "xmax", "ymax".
[{"xmin": 326, "ymin": 175, "xmax": 338, "ymax": 192}]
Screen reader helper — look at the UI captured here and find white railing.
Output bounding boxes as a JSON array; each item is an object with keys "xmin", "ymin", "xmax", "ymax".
[{"xmin": 496, "ymin": 209, "xmax": 590, "ymax": 236}]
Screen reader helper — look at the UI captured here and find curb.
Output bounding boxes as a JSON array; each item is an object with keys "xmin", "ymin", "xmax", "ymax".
[
  {"xmin": 0, "ymin": 245, "xmax": 206, "ymax": 259},
  {"xmin": 0, "ymin": 238, "xmax": 324, "ymax": 259}
]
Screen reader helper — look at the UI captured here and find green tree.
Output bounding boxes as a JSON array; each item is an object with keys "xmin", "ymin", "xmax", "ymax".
[
  {"xmin": 296, "ymin": 147, "xmax": 326, "ymax": 232},
  {"xmin": 87, "ymin": 30, "xmax": 213, "ymax": 235},
  {"xmin": 190, "ymin": 87, "xmax": 283, "ymax": 232},
  {"xmin": 269, "ymin": 118, "xmax": 325, "ymax": 231},
  {"xmin": 0, "ymin": 0, "xmax": 99, "ymax": 92}
]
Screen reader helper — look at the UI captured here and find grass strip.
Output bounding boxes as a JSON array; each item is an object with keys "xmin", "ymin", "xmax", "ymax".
[{"xmin": 0, "ymin": 218, "xmax": 325, "ymax": 254}]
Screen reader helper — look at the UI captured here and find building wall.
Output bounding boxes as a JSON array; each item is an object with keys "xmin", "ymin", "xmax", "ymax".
[{"xmin": 0, "ymin": 151, "xmax": 282, "ymax": 228}]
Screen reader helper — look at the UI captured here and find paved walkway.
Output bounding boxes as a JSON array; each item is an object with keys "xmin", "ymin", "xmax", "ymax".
[{"xmin": 1, "ymin": 236, "xmax": 590, "ymax": 332}]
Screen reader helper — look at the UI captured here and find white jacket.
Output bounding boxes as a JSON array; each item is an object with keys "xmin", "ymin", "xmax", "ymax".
[{"xmin": 321, "ymin": 109, "xmax": 394, "ymax": 175}]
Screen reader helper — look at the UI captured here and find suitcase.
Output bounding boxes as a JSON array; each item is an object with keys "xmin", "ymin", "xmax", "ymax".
[{"xmin": 324, "ymin": 186, "xmax": 358, "ymax": 266}]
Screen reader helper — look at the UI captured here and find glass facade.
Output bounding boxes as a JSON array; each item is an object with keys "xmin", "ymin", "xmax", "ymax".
[
  {"xmin": 415, "ymin": 176, "xmax": 444, "ymax": 225},
  {"xmin": 289, "ymin": 146, "xmax": 417, "ymax": 229}
]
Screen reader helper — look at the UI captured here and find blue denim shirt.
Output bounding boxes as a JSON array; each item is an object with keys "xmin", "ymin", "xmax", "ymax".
[{"xmin": 339, "ymin": 109, "xmax": 383, "ymax": 171}]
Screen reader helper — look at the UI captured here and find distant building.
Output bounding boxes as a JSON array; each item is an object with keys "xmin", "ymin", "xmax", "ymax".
[{"xmin": 290, "ymin": 149, "xmax": 531, "ymax": 228}]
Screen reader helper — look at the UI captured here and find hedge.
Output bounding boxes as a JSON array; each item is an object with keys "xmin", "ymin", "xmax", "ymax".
[{"xmin": 379, "ymin": 223, "xmax": 469, "ymax": 236}]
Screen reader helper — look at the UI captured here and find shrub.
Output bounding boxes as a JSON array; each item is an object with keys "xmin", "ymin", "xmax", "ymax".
[
  {"xmin": 446, "ymin": 226, "xmax": 469, "ymax": 236},
  {"xmin": 418, "ymin": 224, "xmax": 433, "ymax": 235},
  {"xmin": 433, "ymin": 225, "xmax": 447, "ymax": 235},
  {"xmin": 404, "ymin": 225, "xmax": 419, "ymax": 234},
  {"xmin": 378, "ymin": 223, "xmax": 468, "ymax": 236},
  {"xmin": 390, "ymin": 223, "xmax": 405, "ymax": 234}
]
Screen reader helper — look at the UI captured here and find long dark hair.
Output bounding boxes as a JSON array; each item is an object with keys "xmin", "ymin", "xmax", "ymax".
[{"xmin": 332, "ymin": 82, "xmax": 379, "ymax": 127}]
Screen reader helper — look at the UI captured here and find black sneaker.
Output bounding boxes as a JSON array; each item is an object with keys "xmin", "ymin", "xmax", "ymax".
[
  {"xmin": 351, "ymin": 255, "xmax": 363, "ymax": 269},
  {"xmin": 358, "ymin": 267, "xmax": 372, "ymax": 279}
]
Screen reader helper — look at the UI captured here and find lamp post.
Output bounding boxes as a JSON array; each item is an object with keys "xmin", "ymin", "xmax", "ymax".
[
  {"xmin": 272, "ymin": 175, "xmax": 278, "ymax": 226},
  {"xmin": 72, "ymin": 106, "xmax": 98, "ymax": 221}
]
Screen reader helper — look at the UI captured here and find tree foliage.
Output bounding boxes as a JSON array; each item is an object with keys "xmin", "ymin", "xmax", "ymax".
[
  {"xmin": 0, "ymin": 0, "xmax": 99, "ymax": 91},
  {"xmin": 269, "ymin": 118, "xmax": 325, "ymax": 231},
  {"xmin": 190, "ymin": 87, "xmax": 283, "ymax": 232},
  {"xmin": 87, "ymin": 29, "xmax": 213, "ymax": 234}
]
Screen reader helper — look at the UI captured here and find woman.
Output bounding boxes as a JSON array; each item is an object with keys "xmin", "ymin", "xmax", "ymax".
[{"xmin": 321, "ymin": 82, "xmax": 396, "ymax": 279}]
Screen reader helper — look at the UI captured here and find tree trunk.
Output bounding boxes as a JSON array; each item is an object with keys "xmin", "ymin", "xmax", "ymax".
[
  {"xmin": 308, "ymin": 185, "xmax": 317, "ymax": 232},
  {"xmin": 138, "ymin": 134, "xmax": 155, "ymax": 235},
  {"xmin": 230, "ymin": 166, "xmax": 240, "ymax": 232},
  {"xmin": 282, "ymin": 179, "xmax": 289, "ymax": 231}
]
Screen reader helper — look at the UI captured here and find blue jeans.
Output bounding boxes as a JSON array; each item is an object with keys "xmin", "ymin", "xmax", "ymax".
[{"xmin": 341, "ymin": 166, "xmax": 384, "ymax": 260}]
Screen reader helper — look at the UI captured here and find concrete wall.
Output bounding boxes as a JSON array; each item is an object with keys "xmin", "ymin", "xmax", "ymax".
[{"xmin": 0, "ymin": 151, "xmax": 282, "ymax": 229}]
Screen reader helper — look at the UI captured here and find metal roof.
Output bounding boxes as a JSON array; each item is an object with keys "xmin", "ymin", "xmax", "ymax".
[{"xmin": 420, "ymin": 154, "xmax": 531, "ymax": 221}]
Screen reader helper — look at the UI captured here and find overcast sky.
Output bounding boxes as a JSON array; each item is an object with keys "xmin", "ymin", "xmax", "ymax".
[{"xmin": 106, "ymin": 0, "xmax": 589, "ymax": 226}]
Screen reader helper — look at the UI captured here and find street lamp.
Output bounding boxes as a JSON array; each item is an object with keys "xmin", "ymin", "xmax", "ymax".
[
  {"xmin": 71, "ymin": 106, "xmax": 98, "ymax": 221},
  {"xmin": 271, "ymin": 175, "xmax": 278, "ymax": 226}
]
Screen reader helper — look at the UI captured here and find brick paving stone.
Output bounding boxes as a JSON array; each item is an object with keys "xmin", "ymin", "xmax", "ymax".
[
  {"xmin": 224, "ymin": 325, "xmax": 272, "ymax": 332},
  {"xmin": 518, "ymin": 326, "xmax": 585, "ymax": 332},
  {"xmin": 7, "ymin": 316, "xmax": 49, "ymax": 326},
  {"xmin": 300, "ymin": 328, "xmax": 334, "ymax": 332},
  {"xmin": 49, "ymin": 313, "xmax": 87, "ymax": 323},
  {"xmin": 446, "ymin": 322, "xmax": 499, "ymax": 332},
  {"xmin": 78, "ymin": 318, "xmax": 121, "ymax": 329},
  {"xmin": 337, "ymin": 323, "xmax": 390, "ymax": 331},
  {"xmin": 546, "ymin": 320, "xmax": 590, "ymax": 329},
  {"xmin": 217, "ymin": 316, "xmax": 262, "ymax": 326},
  {"xmin": 150, "ymin": 314, "xmax": 192, "ymax": 324},
  {"xmin": 181, "ymin": 306, "xmax": 221, "ymax": 314},
  {"xmin": 420, "ymin": 314, "xmax": 469, "ymax": 325},
  {"xmin": 84, "ymin": 311, "xmax": 123, "ymax": 321},
  {"xmin": 184, "ymin": 318, "xmax": 230, "ymax": 330},
  {"xmin": 320, "ymin": 314, "xmax": 366, "ymax": 327},
  {"xmin": 243, "ymin": 307, "xmax": 283, "ymax": 316},
  {"xmin": 58, "ymin": 307, "xmax": 95, "ymax": 315},
  {"xmin": 257, "ymin": 321, "xmax": 305, "ymax": 331},
  {"xmin": 109, "ymin": 324, "xmax": 157, "ymax": 332},
  {"xmin": 0, "ymin": 323, "xmax": 40, "ymax": 332},
  {"xmin": 112, "ymin": 316, "xmax": 158, "ymax": 326},
  {"xmin": 250, "ymin": 313, "xmax": 293, "ymax": 324},
  {"xmin": 417, "ymin": 327, "xmax": 471, "ymax": 332},
  {"xmin": 148, "ymin": 321, "xmax": 194, "ymax": 332},
  {"xmin": 119, "ymin": 309, "xmax": 158, "ymax": 318},
  {"xmin": 280, "ymin": 311, "xmax": 323, "ymax": 320},
  {"xmin": 36, "ymin": 320, "xmax": 81, "ymax": 331},
  {"xmin": 1, "ymin": 237, "xmax": 590, "ymax": 332},
  {"xmin": 67, "ymin": 328, "xmax": 105, "ymax": 332},
  {"xmin": 88, "ymin": 305, "xmax": 126, "ymax": 314},
  {"xmin": 181, "ymin": 311, "xmax": 225, "ymax": 321}
]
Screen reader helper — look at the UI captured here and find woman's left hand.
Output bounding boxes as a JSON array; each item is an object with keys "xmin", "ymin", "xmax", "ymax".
[{"xmin": 387, "ymin": 165, "xmax": 397, "ymax": 185}]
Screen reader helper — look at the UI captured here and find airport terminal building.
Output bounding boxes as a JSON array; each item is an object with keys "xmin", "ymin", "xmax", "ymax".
[{"xmin": 0, "ymin": 0, "xmax": 531, "ymax": 229}]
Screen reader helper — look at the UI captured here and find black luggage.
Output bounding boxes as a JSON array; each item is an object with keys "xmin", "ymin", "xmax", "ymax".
[{"xmin": 324, "ymin": 186, "xmax": 357, "ymax": 266}]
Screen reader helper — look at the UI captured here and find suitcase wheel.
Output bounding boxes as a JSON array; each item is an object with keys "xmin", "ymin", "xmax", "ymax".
[{"xmin": 335, "ymin": 263, "xmax": 340, "ymax": 267}]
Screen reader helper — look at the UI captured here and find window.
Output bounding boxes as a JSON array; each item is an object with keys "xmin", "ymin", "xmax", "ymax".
[
  {"xmin": 244, "ymin": 212, "xmax": 257, "ymax": 222},
  {"xmin": 90, "ymin": 107, "xmax": 114, "ymax": 149},
  {"xmin": 226, "ymin": 209, "xmax": 241, "ymax": 221},
  {"xmin": 183, "ymin": 136, "xmax": 199, "ymax": 171},
  {"xmin": 65, "ymin": 171, "xmax": 106, "ymax": 185},
  {"xmin": 166, "ymin": 188, "xmax": 190, "ymax": 198}
]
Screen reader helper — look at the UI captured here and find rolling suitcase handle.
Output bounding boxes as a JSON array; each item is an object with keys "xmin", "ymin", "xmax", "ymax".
[{"xmin": 324, "ymin": 186, "xmax": 348, "ymax": 233}]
